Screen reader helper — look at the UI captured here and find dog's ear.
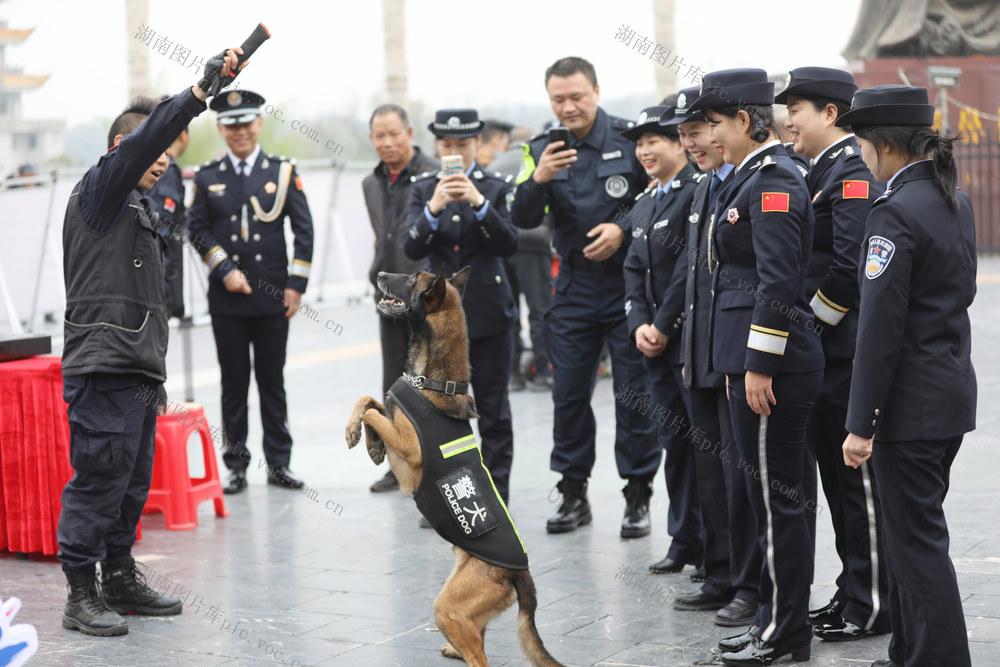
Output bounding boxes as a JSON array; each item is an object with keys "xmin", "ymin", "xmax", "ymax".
[
  {"xmin": 422, "ymin": 265, "xmax": 448, "ymax": 312},
  {"xmin": 448, "ymin": 266, "xmax": 472, "ymax": 299}
]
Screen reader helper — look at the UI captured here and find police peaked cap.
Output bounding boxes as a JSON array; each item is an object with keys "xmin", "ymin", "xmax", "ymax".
[
  {"xmin": 660, "ymin": 86, "xmax": 708, "ymax": 126},
  {"xmin": 620, "ymin": 106, "xmax": 678, "ymax": 140},
  {"xmin": 836, "ymin": 85, "xmax": 936, "ymax": 128},
  {"xmin": 774, "ymin": 67, "xmax": 857, "ymax": 105},
  {"xmin": 687, "ymin": 68, "xmax": 775, "ymax": 111},
  {"xmin": 211, "ymin": 89, "xmax": 265, "ymax": 125},
  {"xmin": 428, "ymin": 108, "xmax": 484, "ymax": 138}
]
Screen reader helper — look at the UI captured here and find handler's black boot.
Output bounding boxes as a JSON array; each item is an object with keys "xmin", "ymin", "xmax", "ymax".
[
  {"xmin": 620, "ymin": 477, "xmax": 653, "ymax": 538},
  {"xmin": 546, "ymin": 477, "xmax": 592, "ymax": 533},
  {"xmin": 62, "ymin": 568, "xmax": 128, "ymax": 636},
  {"xmin": 101, "ymin": 556, "xmax": 182, "ymax": 616}
]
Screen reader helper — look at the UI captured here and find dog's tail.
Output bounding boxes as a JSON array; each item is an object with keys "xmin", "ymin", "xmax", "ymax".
[{"xmin": 512, "ymin": 569, "xmax": 565, "ymax": 667}]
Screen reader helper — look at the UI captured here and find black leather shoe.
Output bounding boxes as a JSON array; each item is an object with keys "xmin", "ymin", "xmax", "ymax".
[
  {"xmin": 871, "ymin": 660, "xmax": 899, "ymax": 666},
  {"xmin": 718, "ymin": 626, "xmax": 758, "ymax": 652},
  {"xmin": 715, "ymin": 598, "xmax": 757, "ymax": 627},
  {"xmin": 370, "ymin": 470, "xmax": 399, "ymax": 493},
  {"xmin": 673, "ymin": 590, "xmax": 729, "ymax": 611},
  {"xmin": 223, "ymin": 468, "xmax": 247, "ymax": 495},
  {"xmin": 648, "ymin": 556, "xmax": 686, "ymax": 574},
  {"xmin": 808, "ymin": 598, "xmax": 843, "ymax": 626},
  {"xmin": 546, "ymin": 478, "xmax": 592, "ymax": 533},
  {"xmin": 690, "ymin": 565, "xmax": 706, "ymax": 582},
  {"xmin": 101, "ymin": 557, "xmax": 182, "ymax": 616},
  {"xmin": 620, "ymin": 477, "xmax": 652, "ymax": 538},
  {"xmin": 814, "ymin": 619, "xmax": 888, "ymax": 642},
  {"xmin": 266, "ymin": 466, "xmax": 305, "ymax": 489},
  {"xmin": 720, "ymin": 637, "xmax": 811, "ymax": 665}
]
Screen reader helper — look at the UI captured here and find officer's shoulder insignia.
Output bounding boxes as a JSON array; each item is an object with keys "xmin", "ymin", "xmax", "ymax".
[
  {"xmin": 689, "ymin": 212, "xmax": 700, "ymax": 224},
  {"xmin": 845, "ymin": 145, "xmax": 856, "ymax": 156},
  {"xmin": 634, "ymin": 187, "xmax": 650, "ymax": 202},
  {"xmin": 692, "ymin": 172, "xmax": 707, "ymax": 183},
  {"xmin": 873, "ymin": 188, "xmax": 893, "ymax": 204},
  {"xmin": 796, "ymin": 164, "xmax": 809, "ymax": 178},
  {"xmin": 494, "ymin": 171, "xmax": 502, "ymax": 178},
  {"xmin": 865, "ymin": 235, "xmax": 895, "ymax": 280},
  {"xmin": 632, "ymin": 226, "xmax": 644, "ymax": 238},
  {"xmin": 609, "ymin": 115, "xmax": 632, "ymax": 130},
  {"xmin": 504, "ymin": 174, "xmax": 513, "ymax": 183},
  {"xmin": 529, "ymin": 131, "xmax": 547, "ymax": 144},
  {"xmin": 670, "ymin": 179, "xmax": 682, "ymax": 190},
  {"xmin": 759, "ymin": 155, "xmax": 777, "ymax": 169},
  {"xmin": 472, "ymin": 170, "xmax": 483, "ymax": 180},
  {"xmin": 201, "ymin": 157, "xmax": 222, "ymax": 169},
  {"xmin": 413, "ymin": 170, "xmax": 436, "ymax": 182},
  {"xmin": 828, "ymin": 147, "xmax": 845, "ymax": 160}
]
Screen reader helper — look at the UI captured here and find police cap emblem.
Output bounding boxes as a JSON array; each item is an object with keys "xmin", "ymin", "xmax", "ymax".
[
  {"xmin": 446, "ymin": 116, "xmax": 461, "ymax": 129},
  {"xmin": 677, "ymin": 93, "xmax": 687, "ymax": 111},
  {"xmin": 865, "ymin": 235, "xmax": 895, "ymax": 279},
  {"xmin": 226, "ymin": 91, "xmax": 241, "ymax": 107},
  {"xmin": 605, "ymin": 174, "xmax": 629, "ymax": 198},
  {"xmin": 637, "ymin": 111, "xmax": 648, "ymax": 125}
]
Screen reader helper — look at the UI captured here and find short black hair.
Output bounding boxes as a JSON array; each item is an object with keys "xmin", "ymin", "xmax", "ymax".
[
  {"xmin": 804, "ymin": 97, "xmax": 851, "ymax": 121},
  {"xmin": 481, "ymin": 120, "xmax": 513, "ymax": 143},
  {"xmin": 545, "ymin": 57, "xmax": 597, "ymax": 89},
  {"xmin": 369, "ymin": 104, "xmax": 410, "ymax": 130},
  {"xmin": 107, "ymin": 96, "xmax": 158, "ymax": 149}
]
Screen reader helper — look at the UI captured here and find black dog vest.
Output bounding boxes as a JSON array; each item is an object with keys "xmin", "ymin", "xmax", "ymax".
[{"xmin": 388, "ymin": 377, "xmax": 528, "ymax": 570}]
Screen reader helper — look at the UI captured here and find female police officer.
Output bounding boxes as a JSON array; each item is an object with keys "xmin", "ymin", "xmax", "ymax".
[
  {"xmin": 688, "ymin": 68, "xmax": 823, "ymax": 665},
  {"xmin": 404, "ymin": 108, "xmax": 519, "ymax": 503},
  {"xmin": 621, "ymin": 105, "xmax": 705, "ymax": 553},
  {"xmin": 839, "ymin": 85, "xmax": 976, "ymax": 667}
]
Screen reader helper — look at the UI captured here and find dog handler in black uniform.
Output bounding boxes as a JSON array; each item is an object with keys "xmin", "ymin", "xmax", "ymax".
[
  {"xmin": 621, "ymin": 105, "xmax": 705, "ymax": 567},
  {"xmin": 777, "ymin": 67, "xmax": 890, "ymax": 642},
  {"xmin": 688, "ymin": 68, "xmax": 824, "ymax": 665},
  {"xmin": 404, "ymin": 108, "xmax": 519, "ymax": 503},
  {"xmin": 57, "ymin": 47, "xmax": 245, "ymax": 636},
  {"xmin": 840, "ymin": 85, "xmax": 976, "ymax": 667}
]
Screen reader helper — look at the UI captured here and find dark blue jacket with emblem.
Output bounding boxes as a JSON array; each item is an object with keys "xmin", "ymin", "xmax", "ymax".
[
  {"xmin": 709, "ymin": 142, "xmax": 823, "ymax": 377},
  {"xmin": 403, "ymin": 163, "xmax": 518, "ymax": 341},
  {"xmin": 510, "ymin": 108, "xmax": 647, "ymax": 265},
  {"xmin": 187, "ymin": 151, "xmax": 314, "ymax": 317},
  {"xmin": 804, "ymin": 136, "xmax": 883, "ymax": 361},
  {"xmin": 846, "ymin": 160, "xmax": 976, "ymax": 441},
  {"xmin": 148, "ymin": 155, "xmax": 186, "ymax": 318},
  {"xmin": 623, "ymin": 163, "xmax": 704, "ymax": 365},
  {"xmin": 389, "ymin": 377, "xmax": 528, "ymax": 570}
]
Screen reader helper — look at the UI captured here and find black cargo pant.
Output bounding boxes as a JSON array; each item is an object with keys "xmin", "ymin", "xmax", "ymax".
[{"xmin": 57, "ymin": 373, "xmax": 159, "ymax": 573}]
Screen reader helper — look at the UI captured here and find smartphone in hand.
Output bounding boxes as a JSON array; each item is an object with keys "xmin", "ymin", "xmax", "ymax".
[
  {"xmin": 547, "ymin": 127, "xmax": 572, "ymax": 152},
  {"xmin": 442, "ymin": 155, "xmax": 464, "ymax": 176}
]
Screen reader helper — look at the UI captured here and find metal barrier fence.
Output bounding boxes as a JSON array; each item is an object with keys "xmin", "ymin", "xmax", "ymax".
[
  {"xmin": 0, "ymin": 160, "xmax": 379, "ymax": 333},
  {"xmin": 956, "ymin": 132, "xmax": 1000, "ymax": 254}
]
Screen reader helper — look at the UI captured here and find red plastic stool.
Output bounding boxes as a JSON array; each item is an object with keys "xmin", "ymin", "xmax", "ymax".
[{"xmin": 143, "ymin": 403, "xmax": 229, "ymax": 530}]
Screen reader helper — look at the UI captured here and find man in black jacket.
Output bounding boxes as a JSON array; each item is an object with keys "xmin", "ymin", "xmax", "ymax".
[
  {"xmin": 57, "ymin": 47, "xmax": 245, "ymax": 637},
  {"xmin": 362, "ymin": 104, "xmax": 439, "ymax": 492}
]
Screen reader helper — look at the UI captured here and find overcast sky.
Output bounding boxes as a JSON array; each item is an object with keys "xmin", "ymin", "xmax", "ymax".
[{"xmin": 6, "ymin": 0, "xmax": 862, "ymax": 126}]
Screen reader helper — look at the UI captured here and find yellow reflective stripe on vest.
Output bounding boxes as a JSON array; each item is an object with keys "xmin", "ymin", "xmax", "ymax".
[
  {"xmin": 514, "ymin": 142, "xmax": 536, "ymax": 185},
  {"xmin": 439, "ymin": 434, "xmax": 478, "ymax": 459}
]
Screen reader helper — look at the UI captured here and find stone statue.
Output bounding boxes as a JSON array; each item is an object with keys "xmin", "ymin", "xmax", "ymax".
[{"xmin": 844, "ymin": 0, "xmax": 1000, "ymax": 59}]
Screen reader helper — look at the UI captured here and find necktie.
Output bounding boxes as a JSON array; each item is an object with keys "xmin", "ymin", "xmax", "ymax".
[
  {"xmin": 655, "ymin": 188, "xmax": 665, "ymax": 207},
  {"xmin": 238, "ymin": 160, "xmax": 248, "ymax": 181},
  {"xmin": 708, "ymin": 174, "xmax": 721, "ymax": 204}
]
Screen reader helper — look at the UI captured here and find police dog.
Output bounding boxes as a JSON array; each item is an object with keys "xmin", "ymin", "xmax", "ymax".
[{"xmin": 345, "ymin": 267, "xmax": 563, "ymax": 667}]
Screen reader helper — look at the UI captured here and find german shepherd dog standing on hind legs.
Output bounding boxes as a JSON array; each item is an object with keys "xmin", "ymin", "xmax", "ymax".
[{"xmin": 345, "ymin": 267, "xmax": 565, "ymax": 667}]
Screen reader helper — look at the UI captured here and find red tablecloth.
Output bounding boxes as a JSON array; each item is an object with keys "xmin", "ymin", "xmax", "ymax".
[{"xmin": 0, "ymin": 356, "xmax": 72, "ymax": 555}]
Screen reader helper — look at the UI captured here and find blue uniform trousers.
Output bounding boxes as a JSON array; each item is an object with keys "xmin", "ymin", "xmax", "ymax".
[
  {"xmin": 728, "ymin": 369, "xmax": 822, "ymax": 645},
  {"xmin": 57, "ymin": 373, "xmax": 158, "ymax": 572},
  {"xmin": 544, "ymin": 267, "xmax": 659, "ymax": 480}
]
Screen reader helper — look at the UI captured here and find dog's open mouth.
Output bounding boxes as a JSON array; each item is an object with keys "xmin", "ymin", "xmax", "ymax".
[{"xmin": 376, "ymin": 280, "xmax": 409, "ymax": 316}]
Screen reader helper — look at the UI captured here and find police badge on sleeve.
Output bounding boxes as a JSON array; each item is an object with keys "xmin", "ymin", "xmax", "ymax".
[
  {"xmin": 437, "ymin": 466, "xmax": 497, "ymax": 538},
  {"xmin": 605, "ymin": 174, "xmax": 629, "ymax": 198},
  {"xmin": 866, "ymin": 235, "xmax": 895, "ymax": 280}
]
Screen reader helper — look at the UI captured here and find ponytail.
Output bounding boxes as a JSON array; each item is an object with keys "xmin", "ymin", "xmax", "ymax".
[{"xmin": 854, "ymin": 126, "xmax": 961, "ymax": 211}]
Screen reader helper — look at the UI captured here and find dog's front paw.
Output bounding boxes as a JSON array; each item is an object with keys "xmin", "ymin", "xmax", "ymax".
[
  {"xmin": 441, "ymin": 642, "xmax": 463, "ymax": 660},
  {"xmin": 367, "ymin": 440, "xmax": 386, "ymax": 465},
  {"xmin": 346, "ymin": 418, "xmax": 363, "ymax": 449}
]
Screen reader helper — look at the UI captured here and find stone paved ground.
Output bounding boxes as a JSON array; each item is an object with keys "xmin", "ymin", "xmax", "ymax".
[{"xmin": 4, "ymin": 259, "xmax": 1000, "ymax": 666}]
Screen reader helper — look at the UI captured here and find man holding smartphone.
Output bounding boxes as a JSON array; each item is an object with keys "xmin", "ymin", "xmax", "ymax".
[{"xmin": 511, "ymin": 57, "xmax": 657, "ymax": 537}]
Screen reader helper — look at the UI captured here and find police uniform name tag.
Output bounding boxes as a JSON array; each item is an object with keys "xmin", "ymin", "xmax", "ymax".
[
  {"xmin": 653, "ymin": 219, "xmax": 670, "ymax": 231},
  {"xmin": 208, "ymin": 183, "xmax": 226, "ymax": 197},
  {"xmin": 437, "ymin": 466, "xmax": 497, "ymax": 538},
  {"xmin": 866, "ymin": 236, "xmax": 895, "ymax": 279},
  {"xmin": 605, "ymin": 174, "xmax": 628, "ymax": 198},
  {"xmin": 602, "ymin": 150, "xmax": 623, "ymax": 161}
]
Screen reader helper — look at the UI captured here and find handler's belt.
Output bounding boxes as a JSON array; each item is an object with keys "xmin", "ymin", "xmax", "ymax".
[{"xmin": 388, "ymin": 377, "xmax": 528, "ymax": 570}]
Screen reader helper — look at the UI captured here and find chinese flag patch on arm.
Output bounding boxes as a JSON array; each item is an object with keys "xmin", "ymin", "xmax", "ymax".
[
  {"xmin": 842, "ymin": 180, "xmax": 869, "ymax": 199},
  {"xmin": 761, "ymin": 192, "xmax": 789, "ymax": 212},
  {"xmin": 295, "ymin": 176, "xmax": 303, "ymax": 191}
]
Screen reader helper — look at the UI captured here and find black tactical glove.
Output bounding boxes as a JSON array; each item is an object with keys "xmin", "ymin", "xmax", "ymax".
[{"xmin": 197, "ymin": 50, "xmax": 239, "ymax": 98}]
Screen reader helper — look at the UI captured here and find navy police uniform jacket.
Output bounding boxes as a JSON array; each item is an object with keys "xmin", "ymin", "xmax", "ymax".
[
  {"xmin": 710, "ymin": 142, "xmax": 823, "ymax": 376},
  {"xmin": 149, "ymin": 155, "xmax": 186, "ymax": 318},
  {"xmin": 805, "ymin": 136, "xmax": 883, "ymax": 361},
  {"xmin": 404, "ymin": 163, "xmax": 518, "ymax": 341},
  {"xmin": 510, "ymin": 108, "xmax": 647, "ymax": 271},
  {"xmin": 623, "ymin": 164, "xmax": 704, "ymax": 365},
  {"xmin": 187, "ymin": 151, "xmax": 314, "ymax": 317},
  {"xmin": 388, "ymin": 378, "xmax": 528, "ymax": 570},
  {"xmin": 846, "ymin": 161, "xmax": 977, "ymax": 441}
]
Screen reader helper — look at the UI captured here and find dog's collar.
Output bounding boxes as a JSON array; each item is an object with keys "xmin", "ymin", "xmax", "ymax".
[{"xmin": 402, "ymin": 372, "xmax": 469, "ymax": 395}]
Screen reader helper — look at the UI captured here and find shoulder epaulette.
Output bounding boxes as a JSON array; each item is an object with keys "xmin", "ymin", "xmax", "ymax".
[
  {"xmin": 635, "ymin": 184, "xmax": 655, "ymax": 201},
  {"xmin": 486, "ymin": 171, "xmax": 514, "ymax": 183},
  {"xmin": 609, "ymin": 115, "xmax": 635, "ymax": 130},
  {"xmin": 410, "ymin": 170, "xmax": 438, "ymax": 183},
  {"xmin": 759, "ymin": 155, "xmax": 778, "ymax": 170},
  {"xmin": 691, "ymin": 172, "xmax": 708, "ymax": 183}
]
